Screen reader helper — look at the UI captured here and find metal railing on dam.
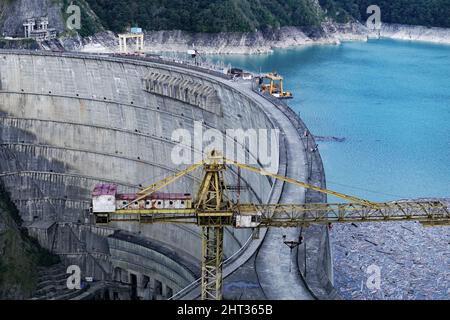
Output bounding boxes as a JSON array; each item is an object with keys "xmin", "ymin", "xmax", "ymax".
[
  {"xmin": 0, "ymin": 49, "xmax": 232, "ymax": 81},
  {"xmin": 251, "ymin": 81, "xmax": 340, "ymax": 300}
]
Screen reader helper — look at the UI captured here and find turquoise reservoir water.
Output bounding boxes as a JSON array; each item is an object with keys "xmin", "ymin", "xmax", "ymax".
[{"xmin": 213, "ymin": 39, "xmax": 450, "ymax": 202}]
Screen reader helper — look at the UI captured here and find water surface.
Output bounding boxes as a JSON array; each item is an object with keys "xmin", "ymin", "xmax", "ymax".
[{"xmin": 212, "ymin": 39, "xmax": 450, "ymax": 202}]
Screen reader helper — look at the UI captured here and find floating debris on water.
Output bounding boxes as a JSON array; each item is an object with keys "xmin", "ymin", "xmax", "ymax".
[
  {"xmin": 331, "ymin": 220, "xmax": 449, "ymax": 300},
  {"xmin": 314, "ymin": 136, "xmax": 346, "ymax": 143}
]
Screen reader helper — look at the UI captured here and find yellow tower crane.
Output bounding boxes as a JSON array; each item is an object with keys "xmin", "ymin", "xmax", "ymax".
[{"xmin": 91, "ymin": 151, "xmax": 450, "ymax": 300}]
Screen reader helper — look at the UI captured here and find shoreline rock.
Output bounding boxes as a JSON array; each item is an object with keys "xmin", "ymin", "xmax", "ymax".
[
  {"xmin": 3, "ymin": 21, "xmax": 450, "ymax": 53},
  {"xmin": 370, "ymin": 23, "xmax": 450, "ymax": 44},
  {"xmin": 72, "ymin": 22, "xmax": 450, "ymax": 55}
]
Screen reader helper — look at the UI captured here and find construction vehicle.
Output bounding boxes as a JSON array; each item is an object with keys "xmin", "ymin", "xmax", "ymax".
[
  {"xmin": 91, "ymin": 151, "xmax": 449, "ymax": 300},
  {"xmin": 259, "ymin": 73, "xmax": 293, "ymax": 99}
]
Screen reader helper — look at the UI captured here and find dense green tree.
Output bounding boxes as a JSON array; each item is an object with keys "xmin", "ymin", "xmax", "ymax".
[
  {"xmin": 85, "ymin": 0, "xmax": 325, "ymax": 33},
  {"xmin": 85, "ymin": 0, "xmax": 450, "ymax": 34},
  {"xmin": 331, "ymin": 0, "xmax": 450, "ymax": 28}
]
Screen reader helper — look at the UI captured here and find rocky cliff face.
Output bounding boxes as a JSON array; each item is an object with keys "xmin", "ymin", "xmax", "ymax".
[
  {"xmin": 0, "ymin": 0, "xmax": 103, "ymax": 40},
  {"xmin": 75, "ymin": 21, "xmax": 450, "ymax": 55},
  {"xmin": 0, "ymin": 0, "xmax": 65, "ymax": 37},
  {"xmin": 140, "ymin": 26, "xmax": 339, "ymax": 55},
  {"xmin": 0, "ymin": 183, "xmax": 59, "ymax": 299},
  {"xmin": 74, "ymin": 22, "xmax": 360, "ymax": 55}
]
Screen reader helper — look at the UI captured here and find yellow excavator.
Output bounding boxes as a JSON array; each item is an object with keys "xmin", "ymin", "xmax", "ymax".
[{"xmin": 259, "ymin": 73, "xmax": 294, "ymax": 99}]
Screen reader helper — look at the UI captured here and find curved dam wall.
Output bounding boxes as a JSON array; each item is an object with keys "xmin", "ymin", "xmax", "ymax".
[{"xmin": 0, "ymin": 51, "xmax": 277, "ymax": 294}]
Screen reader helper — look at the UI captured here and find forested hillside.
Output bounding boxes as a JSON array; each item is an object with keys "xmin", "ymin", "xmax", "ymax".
[
  {"xmin": 0, "ymin": 183, "xmax": 59, "ymax": 299},
  {"xmin": 85, "ymin": 0, "xmax": 450, "ymax": 34},
  {"xmin": 328, "ymin": 0, "xmax": 450, "ymax": 28},
  {"xmin": 85, "ymin": 0, "xmax": 325, "ymax": 33}
]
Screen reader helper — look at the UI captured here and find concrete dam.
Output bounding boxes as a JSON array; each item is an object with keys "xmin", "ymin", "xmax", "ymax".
[{"xmin": 0, "ymin": 50, "xmax": 335, "ymax": 300}]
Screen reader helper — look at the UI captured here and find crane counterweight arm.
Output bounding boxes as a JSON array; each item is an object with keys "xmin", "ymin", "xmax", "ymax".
[{"xmin": 224, "ymin": 159, "xmax": 377, "ymax": 207}]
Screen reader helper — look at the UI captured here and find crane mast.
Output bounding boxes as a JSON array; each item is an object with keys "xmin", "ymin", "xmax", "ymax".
[{"xmin": 195, "ymin": 152, "xmax": 233, "ymax": 300}]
